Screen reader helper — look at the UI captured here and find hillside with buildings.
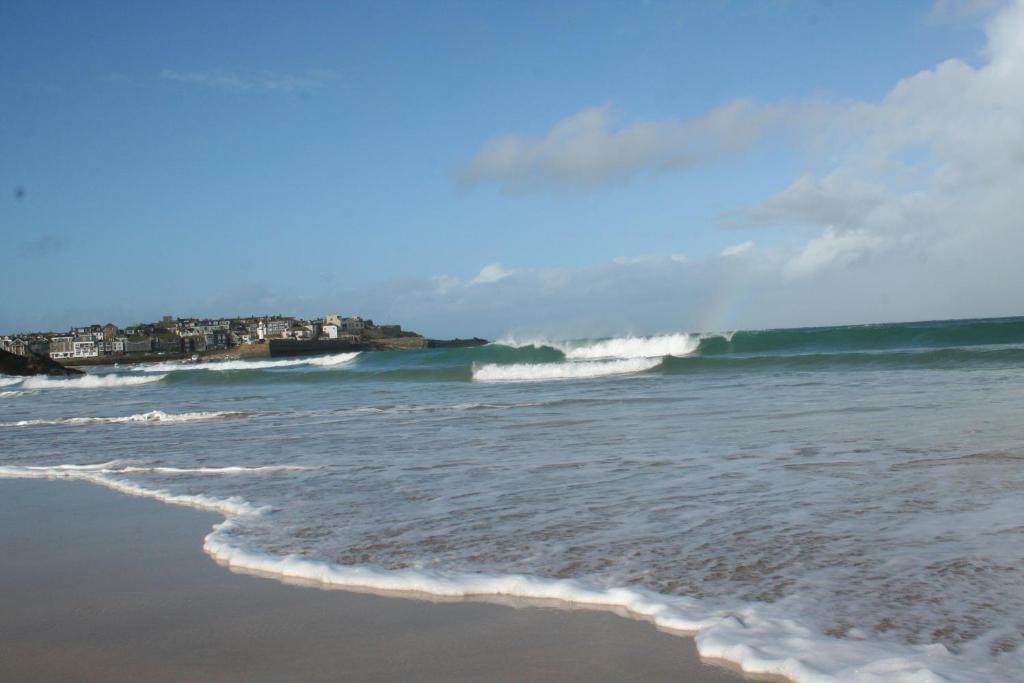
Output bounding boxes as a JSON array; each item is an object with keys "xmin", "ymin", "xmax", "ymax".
[{"xmin": 0, "ymin": 313, "xmax": 460, "ymax": 366}]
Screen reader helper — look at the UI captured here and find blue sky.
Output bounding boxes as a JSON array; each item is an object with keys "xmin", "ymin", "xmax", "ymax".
[{"xmin": 2, "ymin": 0, "xmax": 1019, "ymax": 337}]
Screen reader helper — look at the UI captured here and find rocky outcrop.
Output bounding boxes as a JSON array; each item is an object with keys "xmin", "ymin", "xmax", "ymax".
[
  {"xmin": 0, "ymin": 348, "xmax": 83, "ymax": 376},
  {"xmin": 427, "ymin": 338, "xmax": 489, "ymax": 348},
  {"xmin": 370, "ymin": 336, "xmax": 429, "ymax": 351}
]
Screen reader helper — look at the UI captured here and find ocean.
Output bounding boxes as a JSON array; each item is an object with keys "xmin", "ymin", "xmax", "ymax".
[{"xmin": 2, "ymin": 317, "xmax": 1022, "ymax": 682}]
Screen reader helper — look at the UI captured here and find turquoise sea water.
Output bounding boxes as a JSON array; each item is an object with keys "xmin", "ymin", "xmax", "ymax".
[{"xmin": 2, "ymin": 317, "xmax": 1022, "ymax": 682}]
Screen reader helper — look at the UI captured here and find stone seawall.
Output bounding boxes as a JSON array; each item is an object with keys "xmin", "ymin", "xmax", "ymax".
[
  {"xmin": 200, "ymin": 344, "xmax": 271, "ymax": 361},
  {"xmin": 265, "ymin": 337, "xmax": 429, "ymax": 356}
]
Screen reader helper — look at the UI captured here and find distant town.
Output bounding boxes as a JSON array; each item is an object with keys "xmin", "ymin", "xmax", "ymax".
[{"xmin": 0, "ymin": 313, "xmax": 416, "ymax": 363}]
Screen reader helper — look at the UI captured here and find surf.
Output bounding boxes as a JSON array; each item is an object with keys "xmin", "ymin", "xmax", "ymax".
[
  {"xmin": 0, "ymin": 410, "xmax": 251, "ymax": 428},
  {"xmin": 142, "ymin": 352, "xmax": 360, "ymax": 372},
  {"xmin": 17, "ymin": 373, "xmax": 167, "ymax": 390},
  {"xmin": 0, "ymin": 461, "xmax": 990, "ymax": 683},
  {"xmin": 472, "ymin": 357, "xmax": 661, "ymax": 381}
]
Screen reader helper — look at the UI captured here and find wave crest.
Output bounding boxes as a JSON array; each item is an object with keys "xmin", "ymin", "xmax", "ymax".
[
  {"xmin": 564, "ymin": 333, "xmax": 700, "ymax": 360},
  {"xmin": 495, "ymin": 333, "xmax": 700, "ymax": 360},
  {"xmin": 1, "ymin": 410, "xmax": 251, "ymax": 427},
  {"xmin": 143, "ymin": 352, "xmax": 360, "ymax": 372},
  {"xmin": 19, "ymin": 374, "xmax": 166, "ymax": 389},
  {"xmin": 473, "ymin": 358, "xmax": 660, "ymax": 382}
]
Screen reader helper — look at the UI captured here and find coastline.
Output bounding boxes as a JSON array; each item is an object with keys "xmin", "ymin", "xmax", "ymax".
[
  {"xmin": 56, "ymin": 336, "xmax": 488, "ymax": 368},
  {"xmin": 0, "ymin": 478, "xmax": 762, "ymax": 682}
]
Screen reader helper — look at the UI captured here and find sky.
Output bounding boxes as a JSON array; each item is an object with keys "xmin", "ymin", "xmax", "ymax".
[{"xmin": 2, "ymin": 0, "xmax": 1022, "ymax": 338}]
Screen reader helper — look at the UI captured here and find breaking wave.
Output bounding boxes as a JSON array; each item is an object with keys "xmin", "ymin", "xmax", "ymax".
[
  {"xmin": 564, "ymin": 333, "xmax": 700, "ymax": 360},
  {"xmin": 496, "ymin": 333, "xmax": 700, "ymax": 360},
  {"xmin": 1, "ymin": 410, "xmax": 251, "ymax": 428},
  {"xmin": 474, "ymin": 334, "xmax": 689, "ymax": 382},
  {"xmin": 473, "ymin": 358, "xmax": 661, "ymax": 382},
  {"xmin": 143, "ymin": 352, "xmax": 360, "ymax": 372},
  {"xmin": 18, "ymin": 373, "xmax": 167, "ymax": 389}
]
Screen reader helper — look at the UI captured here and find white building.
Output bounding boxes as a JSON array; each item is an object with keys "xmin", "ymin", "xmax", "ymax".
[
  {"xmin": 73, "ymin": 338, "xmax": 98, "ymax": 358},
  {"xmin": 340, "ymin": 317, "xmax": 364, "ymax": 333},
  {"xmin": 49, "ymin": 336, "xmax": 75, "ymax": 359}
]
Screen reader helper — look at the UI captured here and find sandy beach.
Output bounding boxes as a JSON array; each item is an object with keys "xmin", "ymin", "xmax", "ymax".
[{"xmin": 0, "ymin": 478, "xmax": 757, "ymax": 682}]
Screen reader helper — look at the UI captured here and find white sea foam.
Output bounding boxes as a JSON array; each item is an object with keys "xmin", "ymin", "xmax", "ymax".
[
  {"xmin": 112, "ymin": 464, "xmax": 312, "ymax": 475},
  {"xmin": 349, "ymin": 402, "xmax": 540, "ymax": 414},
  {"xmin": 1, "ymin": 410, "xmax": 251, "ymax": 428},
  {"xmin": 204, "ymin": 541, "xmax": 975, "ymax": 683},
  {"xmin": 473, "ymin": 358, "xmax": 660, "ymax": 382},
  {"xmin": 0, "ymin": 463, "xmax": 263, "ymax": 516},
  {"xmin": 563, "ymin": 333, "xmax": 701, "ymax": 360},
  {"xmin": 0, "ymin": 390, "xmax": 27, "ymax": 398},
  {"xmin": 496, "ymin": 333, "xmax": 701, "ymax": 360},
  {"xmin": 0, "ymin": 376, "xmax": 24, "ymax": 387},
  {"xmin": 142, "ymin": 352, "xmax": 360, "ymax": 372},
  {"xmin": 18, "ymin": 373, "xmax": 166, "ymax": 390},
  {"xmin": 304, "ymin": 352, "xmax": 361, "ymax": 367},
  {"xmin": 0, "ymin": 461, "xmax": 987, "ymax": 683}
]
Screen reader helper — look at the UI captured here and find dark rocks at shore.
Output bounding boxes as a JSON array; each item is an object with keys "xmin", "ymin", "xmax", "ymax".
[
  {"xmin": 0, "ymin": 348, "xmax": 82, "ymax": 377},
  {"xmin": 427, "ymin": 338, "xmax": 489, "ymax": 349}
]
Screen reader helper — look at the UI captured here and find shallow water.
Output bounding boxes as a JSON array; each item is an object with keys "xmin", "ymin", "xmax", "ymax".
[{"xmin": 2, "ymin": 318, "xmax": 1022, "ymax": 682}]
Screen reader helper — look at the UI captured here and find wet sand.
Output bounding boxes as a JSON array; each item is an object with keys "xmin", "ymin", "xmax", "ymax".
[{"xmin": 0, "ymin": 479, "xmax": 756, "ymax": 682}]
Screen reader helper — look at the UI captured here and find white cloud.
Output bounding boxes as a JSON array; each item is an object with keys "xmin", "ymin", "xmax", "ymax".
[
  {"xmin": 928, "ymin": 0, "xmax": 1008, "ymax": 22},
  {"xmin": 116, "ymin": 1, "xmax": 1024, "ymax": 340},
  {"xmin": 783, "ymin": 228, "xmax": 885, "ymax": 278},
  {"xmin": 462, "ymin": 100, "xmax": 789, "ymax": 192},
  {"xmin": 732, "ymin": 0, "xmax": 1024, "ymax": 283},
  {"xmin": 160, "ymin": 68, "xmax": 332, "ymax": 93},
  {"xmin": 613, "ymin": 254, "xmax": 687, "ymax": 265},
  {"xmin": 470, "ymin": 263, "xmax": 515, "ymax": 285},
  {"xmin": 721, "ymin": 241, "xmax": 755, "ymax": 257},
  {"xmin": 416, "ymin": 1, "xmax": 1024, "ymax": 334},
  {"xmin": 734, "ymin": 173, "xmax": 889, "ymax": 230}
]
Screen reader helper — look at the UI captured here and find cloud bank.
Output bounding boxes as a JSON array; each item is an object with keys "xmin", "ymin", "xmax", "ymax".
[
  {"xmin": 421, "ymin": 1, "xmax": 1024, "ymax": 336},
  {"xmin": 11, "ymin": 4, "xmax": 1023, "ymax": 338}
]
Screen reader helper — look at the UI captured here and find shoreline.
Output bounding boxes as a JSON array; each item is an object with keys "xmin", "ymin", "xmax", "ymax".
[
  {"xmin": 0, "ymin": 478, "xmax": 766, "ymax": 682},
  {"xmin": 53, "ymin": 336, "xmax": 488, "ymax": 368}
]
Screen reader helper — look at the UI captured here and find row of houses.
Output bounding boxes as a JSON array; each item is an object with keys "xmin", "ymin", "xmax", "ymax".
[{"xmin": 1, "ymin": 312, "xmax": 404, "ymax": 360}]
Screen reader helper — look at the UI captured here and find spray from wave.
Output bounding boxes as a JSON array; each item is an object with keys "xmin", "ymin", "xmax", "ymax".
[
  {"xmin": 143, "ymin": 352, "xmax": 360, "ymax": 373},
  {"xmin": 563, "ymin": 333, "xmax": 701, "ymax": 360},
  {"xmin": 495, "ymin": 333, "xmax": 700, "ymax": 359},
  {"xmin": 1, "ymin": 410, "xmax": 251, "ymax": 428}
]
